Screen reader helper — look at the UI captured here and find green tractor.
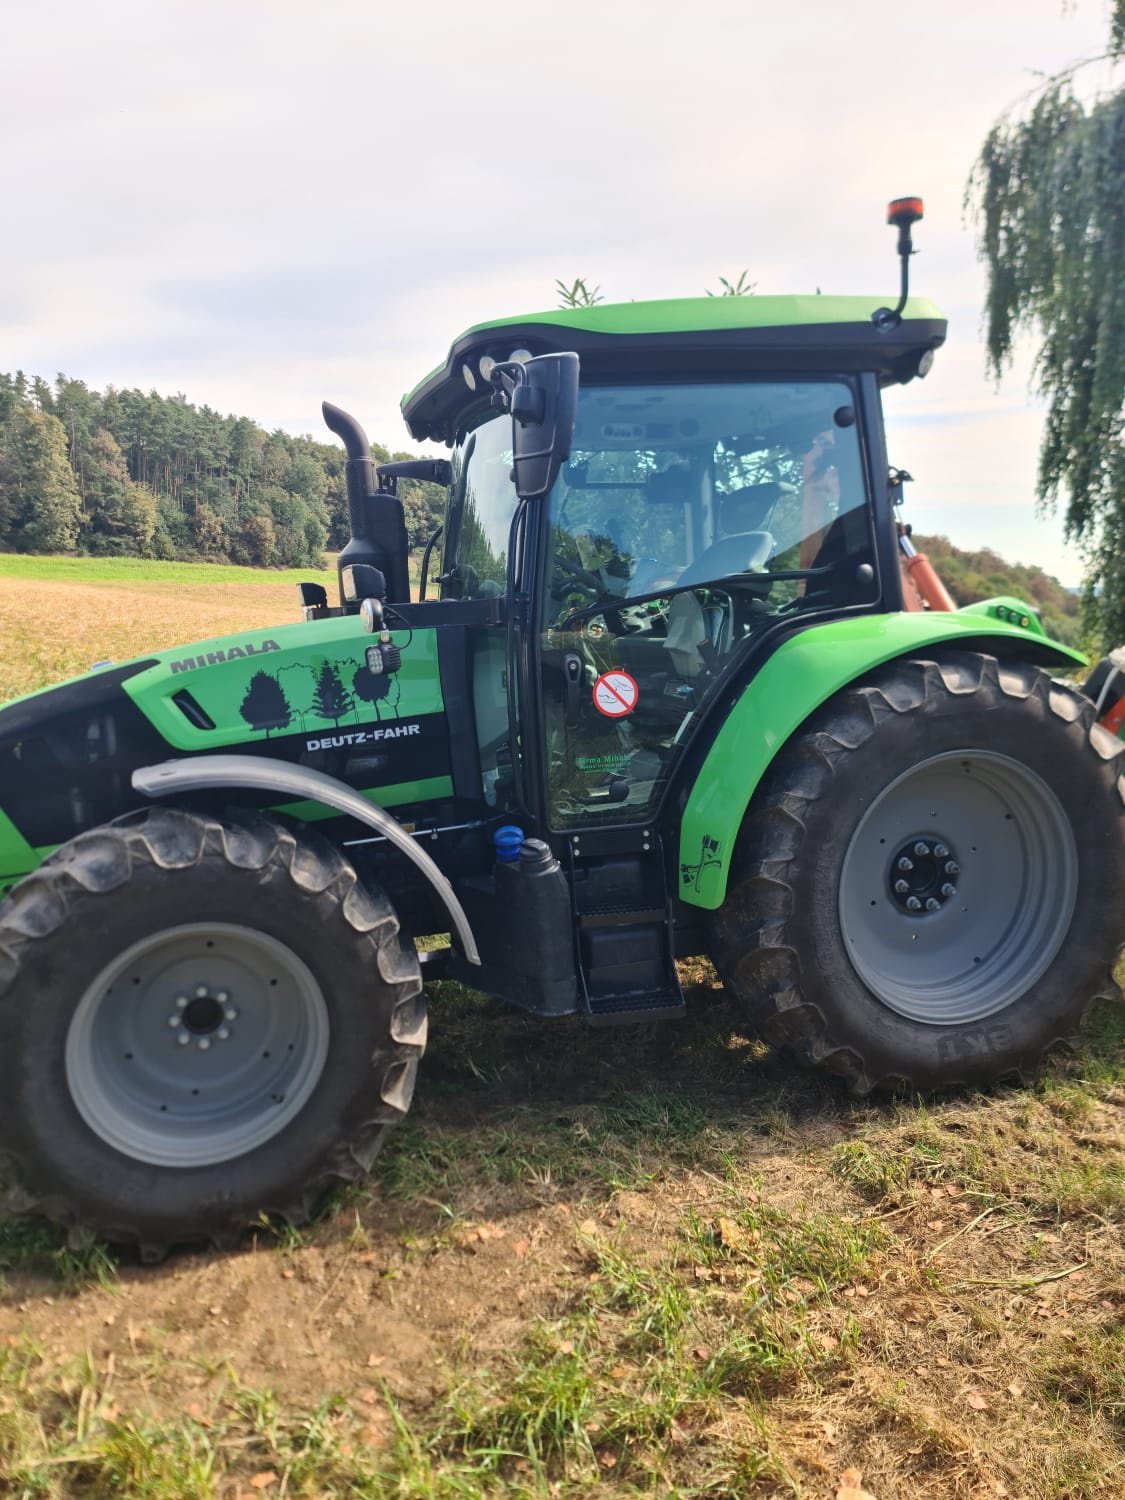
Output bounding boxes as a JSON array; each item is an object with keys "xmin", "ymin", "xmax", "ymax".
[{"xmin": 0, "ymin": 202, "xmax": 1121, "ymax": 1256}]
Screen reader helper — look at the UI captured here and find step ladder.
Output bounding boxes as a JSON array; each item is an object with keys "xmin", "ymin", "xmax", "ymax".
[{"xmin": 565, "ymin": 828, "xmax": 685, "ymax": 1026}]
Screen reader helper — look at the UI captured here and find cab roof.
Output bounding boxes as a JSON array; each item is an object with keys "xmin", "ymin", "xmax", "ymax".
[{"xmin": 400, "ymin": 294, "xmax": 946, "ymax": 443}]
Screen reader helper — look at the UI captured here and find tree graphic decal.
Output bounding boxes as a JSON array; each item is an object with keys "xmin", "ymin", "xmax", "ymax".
[
  {"xmin": 311, "ymin": 662, "xmax": 354, "ymax": 725},
  {"xmin": 239, "ymin": 672, "xmax": 293, "ymax": 736},
  {"xmin": 352, "ymin": 662, "xmax": 394, "ymax": 718}
]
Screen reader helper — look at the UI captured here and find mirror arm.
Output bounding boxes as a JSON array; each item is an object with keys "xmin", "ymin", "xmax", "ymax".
[{"xmin": 418, "ymin": 525, "xmax": 443, "ymax": 602}]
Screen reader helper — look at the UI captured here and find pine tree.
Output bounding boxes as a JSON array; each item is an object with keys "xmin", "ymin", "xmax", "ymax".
[
  {"xmin": 83, "ymin": 428, "xmax": 155, "ymax": 555},
  {"xmin": 311, "ymin": 663, "xmax": 353, "ymax": 725},
  {"xmin": 239, "ymin": 672, "xmax": 292, "ymax": 735},
  {"xmin": 0, "ymin": 407, "xmax": 82, "ymax": 552}
]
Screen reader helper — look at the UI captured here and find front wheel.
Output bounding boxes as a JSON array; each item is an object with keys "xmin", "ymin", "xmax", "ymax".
[
  {"xmin": 0, "ymin": 808, "xmax": 425, "ymax": 1258},
  {"xmin": 710, "ymin": 653, "xmax": 1125, "ymax": 1093}
]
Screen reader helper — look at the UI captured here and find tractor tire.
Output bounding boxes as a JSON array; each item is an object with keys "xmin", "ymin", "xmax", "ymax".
[
  {"xmin": 0, "ymin": 807, "xmax": 425, "ymax": 1259},
  {"xmin": 710, "ymin": 652, "xmax": 1125, "ymax": 1094}
]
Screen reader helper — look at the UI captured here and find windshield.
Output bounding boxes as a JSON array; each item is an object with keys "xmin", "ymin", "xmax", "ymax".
[
  {"xmin": 441, "ymin": 412, "xmax": 517, "ymax": 600},
  {"xmin": 546, "ymin": 379, "xmax": 869, "ymax": 624}
]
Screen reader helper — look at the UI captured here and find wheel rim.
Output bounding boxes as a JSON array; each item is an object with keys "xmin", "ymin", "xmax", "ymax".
[
  {"xmin": 838, "ymin": 750, "xmax": 1078, "ymax": 1025},
  {"xmin": 66, "ymin": 923, "xmax": 330, "ymax": 1167}
]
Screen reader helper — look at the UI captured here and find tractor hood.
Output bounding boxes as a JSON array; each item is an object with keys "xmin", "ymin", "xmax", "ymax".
[{"xmin": 401, "ymin": 295, "xmax": 946, "ymax": 443}]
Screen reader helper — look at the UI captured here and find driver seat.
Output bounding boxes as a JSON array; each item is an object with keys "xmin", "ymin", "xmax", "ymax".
[{"xmin": 675, "ymin": 481, "xmax": 785, "ymax": 588}]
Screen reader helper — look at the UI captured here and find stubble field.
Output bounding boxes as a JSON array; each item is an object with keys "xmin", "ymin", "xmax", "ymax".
[{"xmin": 0, "ymin": 554, "xmax": 1121, "ymax": 1499}]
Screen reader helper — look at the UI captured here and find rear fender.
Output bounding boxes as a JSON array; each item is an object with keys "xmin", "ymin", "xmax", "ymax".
[{"xmin": 677, "ymin": 610, "xmax": 1084, "ymax": 911}]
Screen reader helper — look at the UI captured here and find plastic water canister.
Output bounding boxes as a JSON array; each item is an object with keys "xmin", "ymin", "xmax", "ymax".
[{"xmin": 493, "ymin": 825, "xmax": 524, "ymax": 863}]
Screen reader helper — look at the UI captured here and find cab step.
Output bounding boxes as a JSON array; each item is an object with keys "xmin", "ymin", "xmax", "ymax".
[{"xmin": 568, "ymin": 838, "xmax": 685, "ymax": 1026}]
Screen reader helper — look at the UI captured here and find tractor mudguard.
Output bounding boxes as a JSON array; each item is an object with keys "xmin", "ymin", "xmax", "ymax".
[
  {"xmin": 677, "ymin": 606, "xmax": 1085, "ymax": 911},
  {"xmin": 132, "ymin": 754, "xmax": 480, "ymax": 964}
]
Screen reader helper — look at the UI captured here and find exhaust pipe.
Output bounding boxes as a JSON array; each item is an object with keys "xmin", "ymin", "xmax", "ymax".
[{"xmin": 322, "ymin": 401, "xmax": 410, "ymax": 607}]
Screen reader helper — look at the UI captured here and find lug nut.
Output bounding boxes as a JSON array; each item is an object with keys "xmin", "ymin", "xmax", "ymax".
[
  {"xmin": 898, "ymin": 856, "xmax": 914, "ymax": 872},
  {"xmin": 945, "ymin": 860, "xmax": 960, "ymax": 875},
  {"xmin": 934, "ymin": 843, "xmax": 949, "ymax": 858},
  {"xmin": 197, "ymin": 1037, "xmax": 211, "ymax": 1051},
  {"xmin": 224, "ymin": 1007, "xmax": 238, "ymax": 1022},
  {"xmin": 894, "ymin": 879, "xmax": 910, "ymax": 894},
  {"xmin": 941, "ymin": 882, "xmax": 956, "ymax": 897},
  {"xmin": 215, "ymin": 990, "xmax": 230, "ymax": 1004},
  {"xmin": 175, "ymin": 995, "xmax": 188, "ymax": 1009},
  {"xmin": 914, "ymin": 841, "xmax": 930, "ymax": 857},
  {"xmin": 195, "ymin": 985, "xmax": 208, "ymax": 999},
  {"xmin": 906, "ymin": 896, "xmax": 922, "ymax": 911},
  {"xmin": 925, "ymin": 897, "xmax": 941, "ymax": 912},
  {"xmin": 167, "ymin": 1014, "xmax": 181, "ymax": 1027},
  {"xmin": 217, "ymin": 1027, "xmax": 230, "ymax": 1041},
  {"xmin": 177, "ymin": 1031, "xmax": 190, "ymax": 1046}
]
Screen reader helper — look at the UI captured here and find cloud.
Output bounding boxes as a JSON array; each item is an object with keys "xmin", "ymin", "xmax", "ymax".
[{"xmin": 1, "ymin": 0, "xmax": 1110, "ymax": 583}]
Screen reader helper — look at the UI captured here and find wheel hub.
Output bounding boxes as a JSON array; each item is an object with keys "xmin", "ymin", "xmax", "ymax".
[
  {"xmin": 839, "ymin": 749, "xmax": 1078, "ymax": 1025},
  {"xmin": 888, "ymin": 836, "xmax": 960, "ymax": 915},
  {"xmin": 67, "ymin": 923, "xmax": 330, "ymax": 1168}
]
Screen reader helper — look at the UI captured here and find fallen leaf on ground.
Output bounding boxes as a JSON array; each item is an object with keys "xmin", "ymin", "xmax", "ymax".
[
  {"xmin": 836, "ymin": 1464, "xmax": 878, "ymax": 1500},
  {"xmin": 578, "ymin": 1218, "xmax": 598, "ymax": 1236},
  {"xmin": 513, "ymin": 1238, "xmax": 529, "ymax": 1258},
  {"xmin": 966, "ymin": 1392, "xmax": 989, "ymax": 1411},
  {"xmin": 248, "ymin": 1474, "xmax": 277, "ymax": 1491},
  {"xmin": 716, "ymin": 1215, "xmax": 746, "ymax": 1250}
]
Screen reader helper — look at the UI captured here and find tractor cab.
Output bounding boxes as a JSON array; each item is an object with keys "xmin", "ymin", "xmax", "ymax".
[{"xmin": 402, "ymin": 293, "xmax": 946, "ymax": 838}]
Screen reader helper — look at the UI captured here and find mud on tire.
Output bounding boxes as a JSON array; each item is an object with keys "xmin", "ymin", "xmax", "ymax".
[
  {"xmin": 710, "ymin": 652, "xmax": 1125, "ymax": 1094},
  {"xmin": 0, "ymin": 807, "xmax": 425, "ymax": 1259}
]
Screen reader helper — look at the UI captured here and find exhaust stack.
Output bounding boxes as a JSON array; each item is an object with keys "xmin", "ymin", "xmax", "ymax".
[{"xmin": 322, "ymin": 401, "xmax": 410, "ymax": 607}]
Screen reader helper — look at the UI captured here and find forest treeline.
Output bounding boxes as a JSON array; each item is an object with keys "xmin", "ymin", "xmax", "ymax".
[
  {"xmin": 0, "ymin": 372, "xmax": 445, "ymax": 569},
  {"xmin": 912, "ymin": 532, "xmax": 1080, "ymax": 645},
  {"xmin": 0, "ymin": 374, "xmax": 1083, "ymax": 643}
]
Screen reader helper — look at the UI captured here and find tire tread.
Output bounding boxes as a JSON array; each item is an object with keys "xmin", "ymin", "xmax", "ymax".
[
  {"xmin": 0, "ymin": 808, "xmax": 424, "ymax": 1253},
  {"xmin": 710, "ymin": 651, "xmax": 1124, "ymax": 1094}
]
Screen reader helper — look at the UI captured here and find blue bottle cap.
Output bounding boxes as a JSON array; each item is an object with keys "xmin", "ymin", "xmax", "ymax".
[{"xmin": 493, "ymin": 824, "xmax": 525, "ymax": 862}]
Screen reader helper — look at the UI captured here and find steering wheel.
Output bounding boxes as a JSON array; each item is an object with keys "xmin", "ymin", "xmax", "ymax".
[{"xmin": 550, "ymin": 554, "xmax": 603, "ymax": 602}]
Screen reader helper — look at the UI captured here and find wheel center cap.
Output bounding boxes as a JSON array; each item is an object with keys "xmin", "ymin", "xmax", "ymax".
[
  {"xmin": 888, "ymin": 836, "xmax": 960, "ymax": 915},
  {"xmin": 182, "ymin": 995, "xmax": 224, "ymax": 1034}
]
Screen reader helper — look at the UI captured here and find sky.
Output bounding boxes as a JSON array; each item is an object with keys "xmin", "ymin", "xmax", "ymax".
[{"xmin": 1, "ymin": 0, "xmax": 1118, "ymax": 585}]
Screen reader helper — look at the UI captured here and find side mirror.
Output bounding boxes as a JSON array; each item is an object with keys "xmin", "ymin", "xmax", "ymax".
[{"xmin": 490, "ymin": 352, "xmax": 579, "ymax": 501}]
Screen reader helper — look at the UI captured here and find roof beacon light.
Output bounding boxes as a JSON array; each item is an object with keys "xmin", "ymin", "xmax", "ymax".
[{"xmin": 873, "ymin": 195, "xmax": 924, "ymax": 332}]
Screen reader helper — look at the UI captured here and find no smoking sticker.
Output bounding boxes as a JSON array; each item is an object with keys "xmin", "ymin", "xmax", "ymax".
[{"xmin": 592, "ymin": 670, "xmax": 639, "ymax": 718}]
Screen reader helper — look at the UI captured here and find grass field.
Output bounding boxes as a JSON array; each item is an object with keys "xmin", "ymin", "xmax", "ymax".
[
  {"xmin": 0, "ymin": 553, "xmax": 1122, "ymax": 1499},
  {"xmin": 0, "ymin": 554, "xmax": 322, "ymax": 705}
]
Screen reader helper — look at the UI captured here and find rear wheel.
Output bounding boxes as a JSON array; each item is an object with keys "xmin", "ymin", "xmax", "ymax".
[
  {"xmin": 0, "ymin": 808, "xmax": 425, "ymax": 1257},
  {"xmin": 710, "ymin": 653, "xmax": 1125, "ymax": 1093}
]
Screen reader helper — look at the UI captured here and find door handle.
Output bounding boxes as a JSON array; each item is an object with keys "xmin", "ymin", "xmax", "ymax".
[{"xmin": 563, "ymin": 653, "xmax": 583, "ymax": 727}]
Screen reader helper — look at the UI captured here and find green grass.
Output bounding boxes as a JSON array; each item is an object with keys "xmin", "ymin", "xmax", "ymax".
[
  {"xmin": 0, "ymin": 1215, "xmax": 117, "ymax": 1293},
  {"xmin": 0, "ymin": 553, "xmax": 329, "ymax": 586},
  {"xmin": 831, "ymin": 1000, "xmax": 1125, "ymax": 1223}
]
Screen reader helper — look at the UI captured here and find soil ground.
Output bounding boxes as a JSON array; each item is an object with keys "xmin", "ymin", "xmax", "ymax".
[
  {"xmin": 0, "ymin": 556, "xmax": 1121, "ymax": 1499},
  {"xmin": 2, "ymin": 980, "xmax": 1122, "ymax": 1499}
]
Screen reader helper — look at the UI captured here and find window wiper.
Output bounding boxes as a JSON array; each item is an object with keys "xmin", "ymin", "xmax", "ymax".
[{"xmin": 557, "ymin": 566, "xmax": 834, "ymax": 630}]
